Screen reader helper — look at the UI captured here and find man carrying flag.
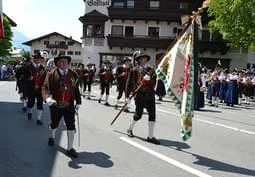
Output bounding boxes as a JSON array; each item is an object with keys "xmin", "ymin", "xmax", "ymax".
[{"xmin": 125, "ymin": 51, "xmax": 160, "ymax": 145}]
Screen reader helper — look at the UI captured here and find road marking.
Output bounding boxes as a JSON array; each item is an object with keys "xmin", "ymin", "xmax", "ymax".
[
  {"xmin": 120, "ymin": 137, "xmax": 212, "ymax": 177},
  {"xmin": 91, "ymin": 90, "xmax": 255, "ymax": 135},
  {"xmin": 157, "ymin": 108, "xmax": 255, "ymax": 135}
]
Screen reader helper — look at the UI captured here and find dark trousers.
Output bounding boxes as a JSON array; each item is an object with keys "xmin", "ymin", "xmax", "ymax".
[
  {"xmin": 212, "ymin": 80, "xmax": 220, "ymax": 97},
  {"xmin": 100, "ymin": 82, "xmax": 110, "ymax": 95},
  {"xmin": 49, "ymin": 105, "xmax": 75, "ymax": 130},
  {"xmin": 117, "ymin": 79, "xmax": 126, "ymax": 100},
  {"xmin": 83, "ymin": 79, "xmax": 92, "ymax": 92},
  {"xmin": 134, "ymin": 91, "xmax": 156, "ymax": 122},
  {"xmin": 27, "ymin": 88, "xmax": 43, "ymax": 110}
]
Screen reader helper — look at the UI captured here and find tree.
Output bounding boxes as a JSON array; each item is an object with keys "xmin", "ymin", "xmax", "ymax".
[
  {"xmin": 207, "ymin": 0, "xmax": 255, "ymax": 50},
  {"xmin": 0, "ymin": 16, "xmax": 13, "ymax": 57}
]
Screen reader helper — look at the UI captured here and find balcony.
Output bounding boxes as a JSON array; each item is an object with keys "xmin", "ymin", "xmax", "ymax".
[
  {"xmin": 108, "ymin": 7, "xmax": 191, "ymax": 22},
  {"xmin": 46, "ymin": 43, "xmax": 68, "ymax": 49},
  {"xmin": 200, "ymin": 41, "xmax": 230, "ymax": 55},
  {"xmin": 107, "ymin": 35, "xmax": 229, "ymax": 54},
  {"xmin": 107, "ymin": 35, "xmax": 174, "ymax": 49}
]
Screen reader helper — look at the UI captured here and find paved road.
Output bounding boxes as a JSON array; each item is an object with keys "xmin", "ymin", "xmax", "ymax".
[{"xmin": 0, "ymin": 81, "xmax": 254, "ymax": 177}]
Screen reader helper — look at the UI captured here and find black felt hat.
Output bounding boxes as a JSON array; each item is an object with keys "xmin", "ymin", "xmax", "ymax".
[
  {"xmin": 54, "ymin": 54, "xmax": 71, "ymax": 65},
  {"xmin": 32, "ymin": 53, "xmax": 44, "ymax": 60},
  {"xmin": 133, "ymin": 51, "xmax": 150, "ymax": 61}
]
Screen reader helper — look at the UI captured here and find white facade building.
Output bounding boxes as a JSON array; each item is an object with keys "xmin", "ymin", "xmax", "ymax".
[
  {"xmin": 23, "ymin": 32, "xmax": 83, "ymax": 66},
  {"xmin": 80, "ymin": 0, "xmax": 255, "ymax": 71}
]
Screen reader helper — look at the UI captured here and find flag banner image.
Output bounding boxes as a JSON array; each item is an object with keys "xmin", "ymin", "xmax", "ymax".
[{"xmin": 156, "ymin": 19, "xmax": 198, "ymax": 141}]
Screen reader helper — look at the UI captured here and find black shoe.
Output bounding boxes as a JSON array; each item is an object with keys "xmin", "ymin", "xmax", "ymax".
[
  {"xmin": 98, "ymin": 99, "xmax": 101, "ymax": 103},
  {"xmin": 36, "ymin": 120, "xmax": 43, "ymax": 125},
  {"xmin": 22, "ymin": 107, "xmax": 27, "ymax": 112},
  {"xmin": 87, "ymin": 97, "xmax": 91, "ymax": 100},
  {"xmin": 27, "ymin": 113, "xmax": 32, "ymax": 120},
  {"xmin": 48, "ymin": 138, "xmax": 54, "ymax": 146},
  {"xmin": 124, "ymin": 108, "xmax": 130, "ymax": 112},
  {"xmin": 127, "ymin": 129, "xmax": 134, "ymax": 137},
  {"xmin": 159, "ymin": 97, "xmax": 163, "ymax": 101},
  {"xmin": 114, "ymin": 104, "xmax": 118, "ymax": 110},
  {"xmin": 66, "ymin": 148, "xmax": 78, "ymax": 158},
  {"xmin": 105, "ymin": 102, "xmax": 110, "ymax": 106},
  {"xmin": 147, "ymin": 137, "xmax": 160, "ymax": 145}
]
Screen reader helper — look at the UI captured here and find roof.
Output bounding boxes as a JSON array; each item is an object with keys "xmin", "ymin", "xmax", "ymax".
[
  {"xmin": 3, "ymin": 13, "xmax": 17, "ymax": 27},
  {"xmin": 22, "ymin": 32, "xmax": 82, "ymax": 46},
  {"xmin": 79, "ymin": 10, "xmax": 108, "ymax": 23}
]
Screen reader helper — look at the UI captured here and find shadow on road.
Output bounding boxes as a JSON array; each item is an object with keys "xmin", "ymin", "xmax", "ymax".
[
  {"xmin": 0, "ymin": 101, "xmax": 62, "ymax": 177},
  {"xmin": 180, "ymin": 149, "xmax": 255, "ymax": 176},
  {"xmin": 57, "ymin": 146, "xmax": 114, "ymax": 169}
]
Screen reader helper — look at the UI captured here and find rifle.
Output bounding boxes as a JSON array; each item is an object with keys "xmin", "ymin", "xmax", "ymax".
[{"xmin": 110, "ymin": 81, "xmax": 143, "ymax": 125}]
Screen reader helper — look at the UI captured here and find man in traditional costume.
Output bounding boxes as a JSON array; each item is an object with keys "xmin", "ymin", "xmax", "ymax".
[
  {"xmin": 25, "ymin": 54, "xmax": 46, "ymax": 125},
  {"xmin": 115, "ymin": 56, "xmax": 132, "ymax": 111},
  {"xmin": 125, "ymin": 51, "xmax": 160, "ymax": 145},
  {"xmin": 42, "ymin": 54, "xmax": 81, "ymax": 158}
]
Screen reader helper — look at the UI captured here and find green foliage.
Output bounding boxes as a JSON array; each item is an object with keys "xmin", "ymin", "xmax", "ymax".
[
  {"xmin": 208, "ymin": 0, "xmax": 255, "ymax": 50},
  {"xmin": 0, "ymin": 58, "xmax": 22, "ymax": 65},
  {"xmin": 0, "ymin": 16, "xmax": 13, "ymax": 56}
]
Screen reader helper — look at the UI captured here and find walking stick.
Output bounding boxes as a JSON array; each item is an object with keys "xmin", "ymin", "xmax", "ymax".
[{"xmin": 75, "ymin": 110, "xmax": 80, "ymax": 147}]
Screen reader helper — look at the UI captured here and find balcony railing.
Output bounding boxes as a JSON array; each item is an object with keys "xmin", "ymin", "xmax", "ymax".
[
  {"xmin": 200, "ymin": 41, "xmax": 230, "ymax": 55},
  {"xmin": 108, "ymin": 7, "xmax": 190, "ymax": 22},
  {"xmin": 107, "ymin": 35, "xmax": 229, "ymax": 54},
  {"xmin": 46, "ymin": 43, "xmax": 68, "ymax": 49},
  {"xmin": 107, "ymin": 35, "xmax": 174, "ymax": 49}
]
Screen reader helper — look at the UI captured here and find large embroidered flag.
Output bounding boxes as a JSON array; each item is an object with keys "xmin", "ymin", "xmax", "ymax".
[
  {"xmin": 155, "ymin": 18, "xmax": 198, "ymax": 141},
  {"xmin": 0, "ymin": 0, "xmax": 4, "ymax": 38}
]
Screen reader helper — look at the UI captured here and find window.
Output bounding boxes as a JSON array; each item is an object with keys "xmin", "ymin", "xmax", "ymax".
[
  {"xmin": 202, "ymin": 30, "xmax": 210, "ymax": 41},
  {"xmin": 44, "ymin": 40, "xmax": 49, "ymax": 45},
  {"xmin": 247, "ymin": 63, "xmax": 251, "ymax": 69},
  {"xmin": 252, "ymin": 63, "xmax": 255, "ymax": 69},
  {"xmin": 148, "ymin": 27, "xmax": 159, "ymax": 38},
  {"xmin": 127, "ymin": 0, "xmax": 134, "ymax": 8},
  {"xmin": 67, "ymin": 51, "xmax": 74, "ymax": 55},
  {"xmin": 125, "ymin": 26, "xmax": 134, "ymax": 37},
  {"xmin": 55, "ymin": 41, "xmax": 60, "ymax": 45},
  {"xmin": 111, "ymin": 25, "xmax": 123, "ymax": 36},
  {"xmin": 95, "ymin": 24, "xmax": 103, "ymax": 36},
  {"xmin": 86, "ymin": 25, "xmax": 93, "ymax": 37},
  {"xmin": 75, "ymin": 51, "xmax": 81, "ymax": 55},
  {"xmin": 59, "ymin": 51, "xmax": 65, "ymax": 55},
  {"xmin": 34, "ymin": 50, "xmax": 40, "ymax": 54},
  {"xmin": 59, "ymin": 41, "xmax": 66, "ymax": 45},
  {"xmin": 85, "ymin": 24, "xmax": 104, "ymax": 37},
  {"xmin": 180, "ymin": 2, "xmax": 188, "ymax": 9},
  {"xmin": 113, "ymin": 0, "xmax": 124, "ymax": 8},
  {"xmin": 67, "ymin": 41, "xmax": 74, "ymax": 46},
  {"xmin": 149, "ymin": 0, "xmax": 160, "ymax": 9}
]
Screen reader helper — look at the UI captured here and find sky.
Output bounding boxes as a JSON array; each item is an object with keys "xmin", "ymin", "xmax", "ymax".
[{"xmin": 3, "ymin": 0, "xmax": 85, "ymax": 41}]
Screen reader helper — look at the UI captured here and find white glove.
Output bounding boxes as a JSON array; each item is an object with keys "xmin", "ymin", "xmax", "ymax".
[
  {"xmin": 75, "ymin": 104, "xmax": 81, "ymax": 111},
  {"xmin": 125, "ymin": 98, "xmax": 131, "ymax": 104},
  {"xmin": 143, "ymin": 74, "xmax": 150, "ymax": 81},
  {"xmin": 46, "ymin": 97, "xmax": 56, "ymax": 106}
]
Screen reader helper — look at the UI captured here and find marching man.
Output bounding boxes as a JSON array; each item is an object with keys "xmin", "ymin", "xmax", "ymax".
[
  {"xmin": 42, "ymin": 54, "xmax": 81, "ymax": 158},
  {"xmin": 115, "ymin": 56, "xmax": 132, "ymax": 111},
  {"xmin": 125, "ymin": 51, "xmax": 160, "ymax": 145},
  {"xmin": 25, "ymin": 54, "xmax": 46, "ymax": 124}
]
